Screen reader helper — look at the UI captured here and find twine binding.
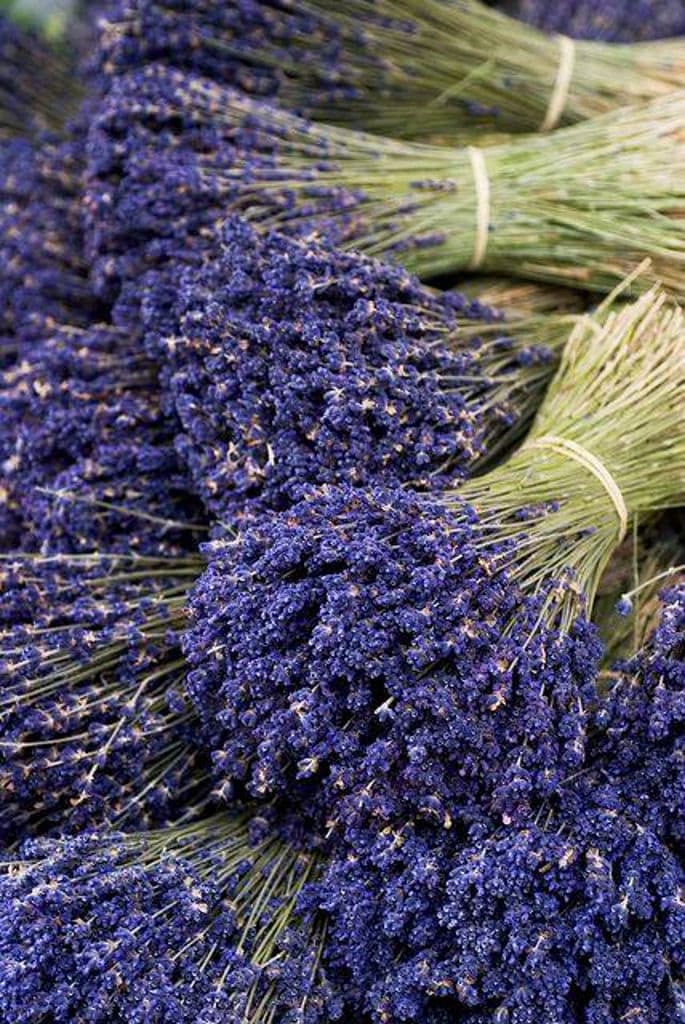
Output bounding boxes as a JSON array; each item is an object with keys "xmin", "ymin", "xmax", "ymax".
[
  {"xmin": 528, "ymin": 434, "xmax": 628, "ymax": 541},
  {"xmin": 541, "ymin": 35, "xmax": 575, "ymax": 131},
  {"xmin": 467, "ymin": 146, "xmax": 490, "ymax": 269}
]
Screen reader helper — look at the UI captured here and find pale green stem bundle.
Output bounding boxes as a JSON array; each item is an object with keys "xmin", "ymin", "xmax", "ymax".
[
  {"xmin": 249, "ymin": 0, "xmax": 685, "ymax": 139},
  {"xmin": 220, "ymin": 89, "xmax": 685, "ymax": 298},
  {"xmin": 456, "ymin": 276, "xmax": 685, "ymax": 627}
]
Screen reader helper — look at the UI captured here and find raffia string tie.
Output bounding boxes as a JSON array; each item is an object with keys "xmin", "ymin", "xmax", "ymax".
[
  {"xmin": 541, "ymin": 34, "xmax": 575, "ymax": 131},
  {"xmin": 527, "ymin": 435, "xmax": 628, "ymax": 542},
  {"xmin": 467, "ymin": 146, "xmax": 490, "ymax": 269}
]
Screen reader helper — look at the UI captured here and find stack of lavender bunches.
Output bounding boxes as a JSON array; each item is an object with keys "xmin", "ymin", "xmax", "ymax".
[{"xmin": 0, "ymin": 1, "xmax": 683, "ymax": 1021}]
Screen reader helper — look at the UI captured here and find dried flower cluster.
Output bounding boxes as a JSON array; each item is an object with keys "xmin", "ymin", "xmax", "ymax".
[
  {"xmin": 184, "ymin": 484, "xmax": 602, "ymax": 832},
  {"xmin": 304, "ymin": 583, "xmax": 685, "ymax": 1022},
  {"xmin": 148, "ymin": 217, "xmax": 553, "ymax": 514}
]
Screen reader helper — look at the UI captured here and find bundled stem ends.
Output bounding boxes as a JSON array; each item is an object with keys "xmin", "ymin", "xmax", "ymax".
[{"xmin": 459, "ymin": 277, "xmax": 685, "ymax": 624}]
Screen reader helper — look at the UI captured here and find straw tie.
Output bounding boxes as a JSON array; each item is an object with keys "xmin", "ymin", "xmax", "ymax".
[
  {"xmin": 527, "ymin": 435, "xmax": 629, "ymax": 541},
  {"xmin": 541, "ymin": 35, "xmax": 576, "ymax": 131},
  {"xmin": 467, "ymin": 146, "xmax": 490, "ymax": 269}
]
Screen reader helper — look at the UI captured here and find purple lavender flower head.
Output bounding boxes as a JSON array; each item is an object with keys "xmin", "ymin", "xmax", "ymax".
[
  {"xmin": 0, "ymin": 828, "xmax": 233, "ymax": 1023},
  {"xmin": 84, "ymin": 63, "xmax": 266, "ymax": 314},
  {"xmin": 437, "ymin": 807, "xmax": 683, "ymax": 1023},
  {"xmin": 309, "ymin": 729, "xmax": 685, "ymax": 1021},
  {"xmin": 309, "ymin": 796, "xmax": 683, "ymax": 1022},
  {"xmin": 146, "ymin": 217, "xmax": 502, "ymax": 516},
  {"xmin": 85, "ymin": 64, "xmax": 378, "ymax": 320},
  {"xmin": 301, "ymin": 584, "xmax": 685, "ymax": 1022},
  {"xmin": 183, "ymin": 484, "xmax": 601, "ymax": 834},
  {"xmin": 0, "ymin": 320, "xmax": 203, "ymax": 554},
  {"xmin": 0, "ymin": 552, "xmax": 203, "ymax": 840},
  {"xmin": 592, "ymin": 583, "xmax": 685, "ymax": 845}
]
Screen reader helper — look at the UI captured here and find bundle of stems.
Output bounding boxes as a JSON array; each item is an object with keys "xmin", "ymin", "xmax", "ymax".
[
  {"xmin": 458, "ymin": 275, "xmax": 685, "ymax": 627},
  {"xmin": 286, "ymin": 0, "xmax": 683, "ymax": 137},
  {"xmin": 207, "ymin": 0, "xmax": 685, "ymax": 139},
  {"xmin": 215, "ymin": 87, "xmax": 685, "ymax": 297}
]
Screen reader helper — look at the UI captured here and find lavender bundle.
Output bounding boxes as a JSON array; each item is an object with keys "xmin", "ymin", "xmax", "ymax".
[
  {"xmin": 0, "ymin": 257, "xmax": 557, "ymax": 836},
  {"xmin": 140, "ymin": 216, "xmax": 576, "ymax": 518},
  {"xmin": 93, "ymin": 0, "xmax": 685, "ymax": 140},
  {"xmin": 0, "ymin": 247, "xmax": 584, "ymax": 839},
  {"xmin": 0, "ymin": 313, "xmax": 207, "ymax": 835},
  {"xmin": 306, "ymin": 584, "xmax": 685, "ymax": 1021},
  {"xmin": 181, "ymin": 281, "xmax": 685, "ymax": 840},
  {"xmin": 0, "ymin": 222, "xmax": 208, "ymax": 831},
  {"xmin": 509, "ymin": 0, "xmax": 685, "ymax": 42},
  {"xmin": 164, "ymin": 80, "xmax": 685, "ymax": 297},
  {"xmin": 84, "ymin": 64, "xmax": 685, "ymax": 306},
  {"xmin": 0, "ymin": 811, "xmax": 338, "ymax": 1023},
  {"xmin": 81, "ymin": 66, "xmax": 593, "ymax": 507}
]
